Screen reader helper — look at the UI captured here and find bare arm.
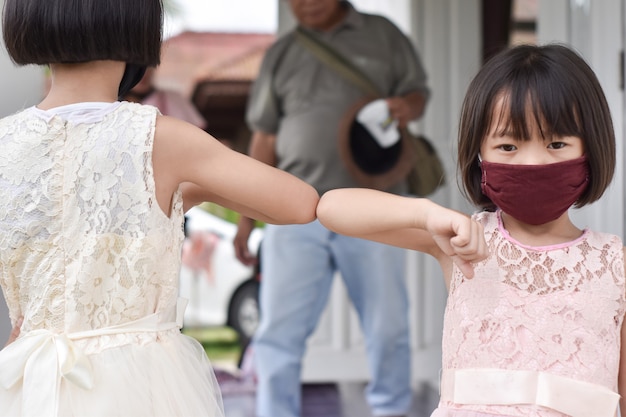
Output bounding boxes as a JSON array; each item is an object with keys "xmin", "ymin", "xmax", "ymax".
[
  {"xmin": 152, "ymin": 116, "xmax": 318, "ymax": 224},
  {"xmin": 233, "ymin": 130, "xmax": 280, "ymax": 264},
  {"xmin": 231, "ymin": 130, "xmax": 280, "ymax": 231},
  {"xmin": 316, "ymin": 188, "xmax": 487, "ymax": 282},
  {"xmin": 246, "ymin": 130, "xmax": 278, "ymax": 167}
]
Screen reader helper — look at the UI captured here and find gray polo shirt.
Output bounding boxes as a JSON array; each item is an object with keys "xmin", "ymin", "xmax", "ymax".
[{"xmin": 246, "ymin": 2, "xmax": 430, "ymax": 194}]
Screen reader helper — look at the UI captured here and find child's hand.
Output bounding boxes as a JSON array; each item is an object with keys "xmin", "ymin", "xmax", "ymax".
[{"xmin": 425, "ymin": 209, "xmax": 488, "ymax": 279}]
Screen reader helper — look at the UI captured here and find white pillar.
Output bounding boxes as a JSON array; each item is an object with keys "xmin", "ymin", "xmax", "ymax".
[{"xmin": 538, "ymin": 0, "xmax": 624, "ymax": 238}]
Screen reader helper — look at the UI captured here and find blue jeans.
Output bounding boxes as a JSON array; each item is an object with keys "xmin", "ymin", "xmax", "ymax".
[{"xmin": 254, "ymin": 220, "xmax": 411, "ymax": 417}]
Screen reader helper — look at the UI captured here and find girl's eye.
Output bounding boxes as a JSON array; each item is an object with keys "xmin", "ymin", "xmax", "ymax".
[
  {"xmin": 498, "ymin": 144, "xmax": 517, "ymax": 152},
  {"xmin": 548, "ymin": 142, "xmax": 566, "ymax": 149}
]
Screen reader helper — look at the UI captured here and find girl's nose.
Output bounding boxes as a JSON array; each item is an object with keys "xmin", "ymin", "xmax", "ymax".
[
  {"xmin": 515, "ymin": 144, "xmax": 551, "ymax": 165},
  {"xmin": 516, "ymin": 155, "xmax": 549, "ymax": 165}
]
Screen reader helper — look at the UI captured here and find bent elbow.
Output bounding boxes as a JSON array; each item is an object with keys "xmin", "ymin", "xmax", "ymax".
[
  {"xmin": 272, "ymin": 187, "xmax": 319, "ymax": 225},
  {"xmin": 292, "ymin": 188, "xmax": 319, "ymax": 224},
  {"xmin": 315, "ymin": 192, "xmax": 339, "ymax": 231}
]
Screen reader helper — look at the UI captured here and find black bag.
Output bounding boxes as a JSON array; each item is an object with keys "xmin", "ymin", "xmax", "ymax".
[
  {"xmin": 295, "ymin": 28, "xmax": 445, "ymax": 196},
  {"xmin": 349, "ymin": 119, "xmax": 403, "ymax": 175}
]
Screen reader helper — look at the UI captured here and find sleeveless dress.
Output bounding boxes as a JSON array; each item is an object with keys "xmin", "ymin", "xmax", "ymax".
[
  {"xmin": 0, "ymin": 102, "xmax": 224, "ymax": 416},
  {"xmin": 431, "ymin": 210, "xmax": 626, "ymax": 417}
]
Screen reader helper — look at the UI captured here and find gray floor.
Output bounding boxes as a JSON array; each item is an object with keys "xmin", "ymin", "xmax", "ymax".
[
  {"xmin": 221, "ymin": 380, "xmax": 440, "ymax": 417},
  {"xmin": 336, "ymin": 382, "xmax": 439, "ymax": 417}
]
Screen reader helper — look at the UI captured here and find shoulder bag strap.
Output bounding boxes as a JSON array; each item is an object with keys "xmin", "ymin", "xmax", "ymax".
[{"xmin": 294, "ymin": 27, "xmax": 382, "ymax": 98}]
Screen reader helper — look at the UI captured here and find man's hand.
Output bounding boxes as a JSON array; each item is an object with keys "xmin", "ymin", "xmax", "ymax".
[
  {"xmin": 234, "ymin": 217, "xmax": 258, "ymax": 266},
  {"xmin": 386, "ymin": 91, "xmax": 426, "ymax": 128}
]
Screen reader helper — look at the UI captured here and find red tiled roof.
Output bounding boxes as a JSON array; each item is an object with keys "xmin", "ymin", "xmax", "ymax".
[{"xmin": 155, "ymin": 31, "xmax": 276, "ymax": 98}]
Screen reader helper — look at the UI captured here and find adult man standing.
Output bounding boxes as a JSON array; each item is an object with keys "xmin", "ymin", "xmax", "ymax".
[{"xmin": 234, "ymin": 1, "xmax": 430, "ymax": 416}]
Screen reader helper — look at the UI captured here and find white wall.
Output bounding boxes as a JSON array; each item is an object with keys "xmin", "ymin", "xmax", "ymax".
[
  {"xmin": 0, "ymin": 0, "xmax": 44, "ymax": 117},
  {"xmin": 538, "ymin": 0, "xmax": 624, "ymax": 238},
  {"xmin": 0, "ymin": 0, "xmax": 45, "ymax": 342},
  {"xmin": 0, "ymin": 56, "xmax": 43, "ymax": 117}
]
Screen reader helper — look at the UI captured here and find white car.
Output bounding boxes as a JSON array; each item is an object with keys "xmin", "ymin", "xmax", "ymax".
[{"xmin": 179, "ymin": 206, "xmax": 263, "ymax": 346}]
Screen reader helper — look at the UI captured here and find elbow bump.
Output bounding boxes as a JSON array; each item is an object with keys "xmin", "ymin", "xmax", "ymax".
[{"xmin": 297, "ymin": 202, "xmax": 319, "ymax": 224}]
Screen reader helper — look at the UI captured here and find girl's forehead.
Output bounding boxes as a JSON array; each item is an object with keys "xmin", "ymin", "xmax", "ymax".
[
  {"xmin": 485, "ymin": 91, "xmax": 563, "ymax": 142},
  {"xmin": 488, "ymin": 94, "xmax": 538, "ymax": 127},
  {"xmin": 490, "ymin": 92, "xmax": 532, "ymax": 117}
]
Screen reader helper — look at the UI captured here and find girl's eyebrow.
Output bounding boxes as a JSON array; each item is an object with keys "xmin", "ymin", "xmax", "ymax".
[
  {"xmin": 492, "ymin": 126, "xmax": 516, "ymax": 137},
  {"xmin": 485, "ymin": 134, "xmax": 515, "ymax": 144}
]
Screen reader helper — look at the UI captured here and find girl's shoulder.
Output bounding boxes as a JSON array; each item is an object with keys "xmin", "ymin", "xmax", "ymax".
[
  {"xmin": 584, "ymin": 228, "xmax": 625, "ymax": 255},
  {"xmin": 473, "ymin": 210, "xmax": 624, "ymax": 254},
  {"xmin": 0, "ymin": 107, "xmax": 58, "ymax": 137},
  {"xmin": 0, "ymin": 101, "xmax": 159, "ymax": 128},
  {"xmin": 101, "ymin": 101, "xmax": 160, "ymax": 122},
  {"xmin": 471, "ymin": 210, "xmax": 499, "ymax": 230},
  {"xmin": 0, "ymin": 107, "xmax": 38, "ymax": 126}
]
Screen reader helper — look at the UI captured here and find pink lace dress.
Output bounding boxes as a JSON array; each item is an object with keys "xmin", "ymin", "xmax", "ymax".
[
  {"xmin": 0, "ymin": 102, "xmax": 224, "ymax": 416},
  {"xmin": 432, "ymin": 211, "xmax": 625, "ymax": 417}
]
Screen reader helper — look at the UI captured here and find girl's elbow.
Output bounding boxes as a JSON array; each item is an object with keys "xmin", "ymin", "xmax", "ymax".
[
  {"xmin": 315, "ymin": 196, "xmax": 330, "ymax": 222},
  {"xmin": 275, "ymin": 189, "xmax": 319, "ymax": 225},
  {"xmin": 272, "ymin": 209, "xmax": 316, "ymax": 225},
  {"xmin": 315, "ymin": 193, "xmax": 339, "ymax": 230},
  {"xmin": 295, "ymin": 190, "xmax": 319, "ymax": 224},
  {"xmin": 298, "ymin": 208, "xmax": 318, "ymax": 224}
]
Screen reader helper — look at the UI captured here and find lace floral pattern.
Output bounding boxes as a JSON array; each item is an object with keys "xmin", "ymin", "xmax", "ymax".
[
  {"xmin": 440, "ymin": 211, "xmax": 625, "ymax": 416},
  {"xmin": 0, "ymin": 103, "xmax": 184, "ymax": 342}
]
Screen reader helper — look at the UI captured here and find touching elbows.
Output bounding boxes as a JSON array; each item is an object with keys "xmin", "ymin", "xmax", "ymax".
[
  {"xmin": 315, "ymin": 190, "xmax": 339, "ymax": 232},
  {"xmin": 276, "ymin": 184, "xmax": 320, "ymax": 225}
]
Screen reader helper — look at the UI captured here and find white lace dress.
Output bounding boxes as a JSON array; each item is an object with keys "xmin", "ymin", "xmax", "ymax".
[
  {"xmin": 432, "ymin": 210, "xmax": 625, "ymax": 417},
  {"xmin": 0, "ymin": 102, "xmax": 224, "ymax": 416}
]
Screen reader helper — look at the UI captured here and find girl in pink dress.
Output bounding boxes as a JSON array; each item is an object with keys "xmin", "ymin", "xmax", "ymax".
[{"xmin": 316, "ymin": 44, "xmax": 625, "ymax": 417}]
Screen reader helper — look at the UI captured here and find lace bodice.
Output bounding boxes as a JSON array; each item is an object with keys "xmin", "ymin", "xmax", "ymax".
[
  {"xmin": 441, "ymin": 211, "xmax": 625, "ymax": 415},
  {"xmin": 0, "ymin": 102, "xmax": 184, "ymax": 346}
]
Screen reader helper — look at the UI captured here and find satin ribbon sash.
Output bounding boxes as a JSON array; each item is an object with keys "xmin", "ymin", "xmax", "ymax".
[
  {"xmin": 0, "ymin": 298, "xmax": 188, "ymax": 417},
  {"xmin": 440, "ymin": 368, "xmax": 620, "ymax": 417}
]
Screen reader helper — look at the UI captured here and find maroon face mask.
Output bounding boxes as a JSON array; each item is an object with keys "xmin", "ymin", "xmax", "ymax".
[{"xmin": 480, "ymin": 156, "xmax": 589, "ymax": 225}]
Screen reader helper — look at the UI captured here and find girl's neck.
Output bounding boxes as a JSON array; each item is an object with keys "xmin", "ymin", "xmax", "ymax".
[
  {"xmin": 499, "ymin": 210, "xmax": 584, "ymax": 247},
  {"xmin": 38, "ymin": 61, "xmax": 125, "ymax": 110}
]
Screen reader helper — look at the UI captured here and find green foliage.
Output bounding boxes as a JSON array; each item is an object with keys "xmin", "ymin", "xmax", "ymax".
[
  {"xmin": 199, "ymin": 202, "xmax": 265, "ymax": 228},
  {"xmin": 183, "ymin": 326, "xmax": 242, "ymax": 364}
]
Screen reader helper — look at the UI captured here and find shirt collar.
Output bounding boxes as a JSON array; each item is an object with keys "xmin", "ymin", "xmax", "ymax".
[{"xmin": 341, "ymin": 1, "xmax": 365, "ymax": 29}]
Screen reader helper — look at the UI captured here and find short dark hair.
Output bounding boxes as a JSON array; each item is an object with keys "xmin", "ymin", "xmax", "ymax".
[
  {"xmin": 458, "ymin": 44, "xmax": 615, "ymax": 210},
  {"xmin": 2, "ymin": 0, "xmax": 163, "ymax": 66}
]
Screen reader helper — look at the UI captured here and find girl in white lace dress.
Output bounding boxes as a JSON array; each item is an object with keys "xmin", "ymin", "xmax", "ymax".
[
  {"xmin": 316, "ymin": 44, "xmax": 626, "ymax": 417},
  {"xmin": 0, "ymin": 1, "xmax": 319, "ymax": 416}
]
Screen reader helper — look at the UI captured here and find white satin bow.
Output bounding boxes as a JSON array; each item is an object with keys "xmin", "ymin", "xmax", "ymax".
[
  {"xmin": 0, "ymin": 298, "xmax": 187, "ymax": 417},
  {"xmin": 0, "ymin": 330, "xmax": 94, "ymax": 417}
]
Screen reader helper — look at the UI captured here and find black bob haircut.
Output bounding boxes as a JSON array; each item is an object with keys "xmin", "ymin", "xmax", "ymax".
[
  {"xmin": 457, "ymin": 44, "xmax": 615, "ymax": 211},
  {"xmin": 2, "ymin": 0, "xmax": 163, "ymax": 67}
]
